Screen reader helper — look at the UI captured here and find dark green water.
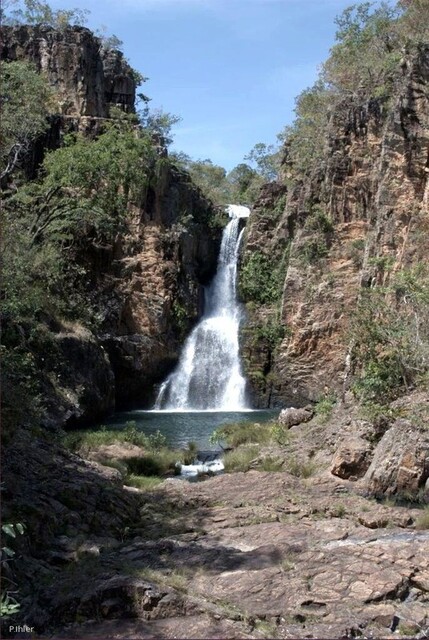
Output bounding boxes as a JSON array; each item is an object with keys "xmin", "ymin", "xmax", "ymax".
[{"xmin": 105, "ymin": 410, "xmax": 279, "ymax": 449}]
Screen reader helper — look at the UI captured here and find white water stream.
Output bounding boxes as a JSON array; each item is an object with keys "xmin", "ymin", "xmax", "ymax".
[{"xmin": 155, "ymin": 204, "xmax": 250, "ymax": 411}]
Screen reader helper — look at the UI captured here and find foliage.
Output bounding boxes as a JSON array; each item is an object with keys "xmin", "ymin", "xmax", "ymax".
[
  {"xmin": 270, "ymin": 422, "xmax": 291, "ymax": 446},
  {"xmin": 347, "ymin": 238, "xmax": 366, "ymax": 268},
  {"xmin": 323, "ymin": 2, "xmax": 402, "ymax": 96},
  {"xmin": 278, "ymin": 1, "xmax": 429, "ymax": 183},
  {"xmin": 415, "ymin": 506, "xmax": 429, "ymax": 530},
  {"xmin": 173, "ymin": 156, "xmax": 232, "ymax": 205},
  {"xmin": 63, "ymin": 422, "xmax": 167, "ymax": 452},
  {"xmin": 210, "ymin": 421, "xmax": 272, "ymax": 448},
  {"xmin": 304, "ymin": 206, "xmax": 334, "ymax": 234},
  {"xmin": 183, "ymin": 441, "xmax": 198, "ymax": 465},
  {"xmin": 297, "ymin": 234, "xmax": 329, "ymax": 265},
  {"xmin": 286, "ymin": 457, "xmax": 317, "ymax": 478},
  {"xmin": 139, "ymin": 106, "xmax": 181, "ymax": 148},
  {"xmin": 124, "ymin": 475, "xmax": 163, "ymax": 490},
  {"xmin": 351, "ymin": 265, "xmax": 429, "ymax": 401},
  {"xmin": 0, "ymin": 341, "xmax": 43, "ymax": 438},
  {"xmin": 95, "ymin": 26, "xmax": 124, "ymax": 52},
  {"xmin": 240, "ymin": 248, "xmax": 288, "ymax": 305},
  {"xmin": 280, "ymin": 79, "xmax": 333, "ymax": 178},
  {"xmin": 1, "ymin": 522, "xmax": 25, "ymax": 619},
  {"xmin": 0, "ymin": 61, "xmax": 52, "ymax": 180},
  {"xmin": 223, "ymin": 446, "xmax": 259, "ymax": 472},
  {"xmin": 244, "ymin": 142, "xmax": 281, "ymax": 181},
  {"xmin": 314, "ymin": 393, "xmax": 337, "ymax": 423},
  {"xmin": 41, "ymin": 121, "xmax": 154, "ymax": 229},
  {"xmin": 294, "ymin": 206, "xmax": 334, "ymax": 266},
  {"xmin": 171, "ymin": 299, "xmax": 189, "ymax": 336},
  {"xmin": 260, "ymin": 457, "xmax": 284, "ymax": 472},
  {"xmin": 125, "ymin": 451, "xmax": 181, "ymax": 477},
  {"xmin": 252, "ymin": 319, "xmax": 286, "ymax": 351},
  {"xmin": 226, "ymin": 163, "xmax": 263, "ymax": 204},
  {"xmin": 2, "ymin": 0, "xmax": 89, "ymax": 28},
  {"xmin": 123, "ymin": 422, "xmax": 167, "ymax": 450},
  {"xmin": 170, "ymin": 155, "xmax": 267, "ymax": 207}
]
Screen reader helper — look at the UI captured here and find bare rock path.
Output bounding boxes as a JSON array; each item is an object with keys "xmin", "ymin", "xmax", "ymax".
[{"xmin": 43, "ymin": 470, "xmax": 428, "ymax": 640}]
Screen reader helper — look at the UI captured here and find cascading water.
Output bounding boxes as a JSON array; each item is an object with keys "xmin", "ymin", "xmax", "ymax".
[{"xmin": 155, "ymin": 204, "xmax": 250, "ymax": 411}]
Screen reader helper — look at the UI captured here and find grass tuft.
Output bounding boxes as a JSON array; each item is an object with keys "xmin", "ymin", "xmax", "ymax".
[
  {"xmin": 415, "ymin": 506, "xmax": 429, "ymax": 530},
  {"xmin": 223, "ymin": 446, "xmax": 259, "ymax": 472}
]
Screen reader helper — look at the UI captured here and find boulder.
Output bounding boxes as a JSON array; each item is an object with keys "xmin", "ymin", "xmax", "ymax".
[
  {"xmin": 362, "ymin": 419, "xmax": 429, "ymax": 499},
  {"xmin": 330, "ymin": 436, "xmax": 372, "ymax": 480},
  {"xmin": 278, "ymin": 406, "xmax": 314, "ymax": 428}
]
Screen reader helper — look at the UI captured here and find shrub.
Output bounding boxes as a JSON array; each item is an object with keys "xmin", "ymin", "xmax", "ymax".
[
  {"xmin": 124, "ymin": 475, "xmax": 163, "ymax": 491},
  {"xmin": 223, "ymin": 446, "xmax": 259, "ymax": 472},
  {"xmin": 210, "ymin": 422, "xmax": 272, "ymax": 448},
  {"xmin": 351, "ymin": 266, "xmax": 429, "ymax": 401},
  {"xmin": 260, "ymin": 457, "xmax": 284, "ymax": 472},
  {"xmin": 297, "ymin": 235, "xmax": 329, "ymax": 265},
  {"xmin": 415, "ymin": 506, "xmax": 429, "ymax": 530},
  {"xmin": 253, "ymin": 320, "xmax": 286, "ymax": 351},
  {"xmin": 126, "ymin": 450, "xmax": 182, "ymax": 477},
  {"xmin": 287, "ymin": 457, "xmax": 317, "ymax": 478},
  {"xmin": 183, "ymin": 441, "xmax": 198, "ymax": 465},
  {"xmin": 304, "ymin": 207, "xmax": 334, "ymax": 234},
  {"xmin": 239, "ymin": 248, "xmax": 289, "ymax": 305},
  {"xmin": 270, "ymin": 422, "xmax": 291, "ymax": 446},
  {"xmin": 315, "ymin": 393, "xmax": 337, "ymax": 423}
]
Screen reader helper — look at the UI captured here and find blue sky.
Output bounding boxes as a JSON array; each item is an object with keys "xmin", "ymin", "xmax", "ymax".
[{"xmin": 47, "ymin": 0, "xmax": 358, "ymax": 170}]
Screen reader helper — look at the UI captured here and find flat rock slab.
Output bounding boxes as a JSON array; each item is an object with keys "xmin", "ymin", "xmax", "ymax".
[{"xmin": 38, "ymin": 470, "xmax": 429, "ymax": 639}]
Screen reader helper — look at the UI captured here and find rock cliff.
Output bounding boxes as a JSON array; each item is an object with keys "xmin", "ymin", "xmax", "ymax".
[
  {"xmin": 1, "ymin": 24, "xmax": 221, "ymax": 423},
  {"xmin": 1, "ymin": 24, "xmax": 136, "ymax": 118},
  {"xmin": 240, "ymin": 45, "xmax": 429, "ymax": 407}
]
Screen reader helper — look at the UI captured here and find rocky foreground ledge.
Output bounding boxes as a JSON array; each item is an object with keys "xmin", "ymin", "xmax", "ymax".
[{"xmin": 2, "ymin": 393, "xmax": 429, "ymax": 640}]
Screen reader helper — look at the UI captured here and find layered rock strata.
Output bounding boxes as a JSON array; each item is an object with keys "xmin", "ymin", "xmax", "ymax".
[{"xmin": 240, "ymin": 46, "xmax": 429, "ymax": 407}]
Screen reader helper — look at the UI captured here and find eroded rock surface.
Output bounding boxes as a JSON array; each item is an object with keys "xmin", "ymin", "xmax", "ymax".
[
  {"xmin": 17, "ymin": 458, "xmax": 427, "ymax": 640},
  {"xmin": 331, "ymin": 436, "xmax": 372, "ymax": 480},
  {"xmin": 278, "ymin": 406, "xmax": 314, "ymax": 428},
  {"xmin": 240, "ymin": 46, "xmax": 429, "ymax": 407},
  {"xmin": 362, "ymin": 418, "xmax": 429, "ymax": 499}
]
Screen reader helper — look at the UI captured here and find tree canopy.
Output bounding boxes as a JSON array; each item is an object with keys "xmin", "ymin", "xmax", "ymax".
[{"xmin": 0, "ymin": 61, "xmax": 53, "ymax": 181}]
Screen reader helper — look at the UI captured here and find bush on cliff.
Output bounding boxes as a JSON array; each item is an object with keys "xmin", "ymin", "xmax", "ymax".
[
  {"xmin": 0, "ymin": 60, "xmax": 52, "ymax": 181},
  {"xmin": 351, "ymin": 265, "xmax": 429, "ymax": 401},
  {"xmin": 239, "ymin": 249, "xmax": 288, "ymax": 305}
]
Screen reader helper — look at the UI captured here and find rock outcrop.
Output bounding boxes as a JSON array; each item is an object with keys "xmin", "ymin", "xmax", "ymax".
[
  {"xmin": 278, "ymin": 406, "xmax": 314, "ymax": 429},
  {"xmin": 240, "ymin": 46, "xmax": 429, "ymax": 407},
  {"xmin": 1, "ymin": 25, "xmax": 136, "ymax": 119},
  {"xmin": 1, "ymin": 25, "xmax": 222, "ymax": 419},
  {"xmin": 362, "ymin": 418, "xmax": 429, "ymax": 499},
  {"xmin": 331, "ymin": 436, "xmax": 372, "ymax": 480},
  {"xmin": 13, "ymin": 466, "xmax": 428, "ymax": 640}
]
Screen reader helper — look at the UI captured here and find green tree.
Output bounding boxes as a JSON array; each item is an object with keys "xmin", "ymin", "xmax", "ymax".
[
  {"xmin": 322, "ymin": 2, "xmax": 402, "ymax": 96},
  {"xmin": 182, "ymin": 158, "xmax": 232, "ymax": 204},
  {"xmin": 244, "ymin": 142, "xmax": 280, "ymax": 181},
  {"xmin": 139, "ymin": 106, "xmax": 181, "ymax": 147},
  {"xmin": 280, "ymin": 79, "xmax": 332, "ymax": 178},
  {"xmin": 226, "ymin": 163, "xmax": 262, "ymax": 203},
  {"xmin": 40, "ymin": 119, "xmax": 156, "ymax": 235},
  {"xmin": 2, "ymin": 0, "xmax": 89, "ymax": 28},
  {"xmin": 0, "ymin": 61, "xmax": 52, "ymax": 181}
]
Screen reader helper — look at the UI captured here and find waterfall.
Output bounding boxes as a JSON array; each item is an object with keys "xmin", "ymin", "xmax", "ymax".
[{"xmin": 154, "ymin": 204, "xmax": 250, "ymax": 411}]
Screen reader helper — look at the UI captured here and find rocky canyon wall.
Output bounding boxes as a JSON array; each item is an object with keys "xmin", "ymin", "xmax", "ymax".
[
  {"xmin": 240, "ymin": 45, "xmax": 429, "ymax": 408},
  {"xmin": 1, "ymin": 25, "xmax": 221, "ymax": 425}
]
